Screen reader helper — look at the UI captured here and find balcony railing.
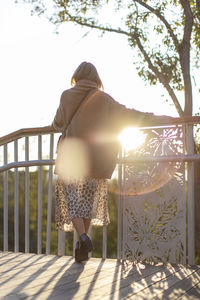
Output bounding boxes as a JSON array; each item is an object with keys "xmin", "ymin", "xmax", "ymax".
[{"xmin": 0, "ymin": 117, "xmax": 200, "ymax": 264}]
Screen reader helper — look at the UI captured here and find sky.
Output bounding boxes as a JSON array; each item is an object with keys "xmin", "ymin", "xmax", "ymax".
[{"xmin": 0, "ymin": 0, "xmax": 199, "ymax": 138}]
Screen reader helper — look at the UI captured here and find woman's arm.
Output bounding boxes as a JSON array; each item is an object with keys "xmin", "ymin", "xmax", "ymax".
[
  {"xmin": 52, "ymin": 94, "xmax": 66, "ymax": 131},
  {"xmin": 109, "ymin": 96, "xmax": 175, "ymax": 129}
]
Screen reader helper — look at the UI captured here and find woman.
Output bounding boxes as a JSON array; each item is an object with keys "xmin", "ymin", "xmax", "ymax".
[{"xmin": 52, "ymin": 61, "xmax": 164, "ymax": 262}]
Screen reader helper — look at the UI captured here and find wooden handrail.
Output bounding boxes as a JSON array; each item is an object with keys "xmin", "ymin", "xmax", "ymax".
[
  {"xmin": 0, "ymin": 116, "xmax": 200, "ymax": 146},
  {"xmin": 0, "ymin": 126, "xmax": 60, "ymax": 146},
  {"xmin": 0, "ymin": 159, "xmax": 55, "ymax": 172}
]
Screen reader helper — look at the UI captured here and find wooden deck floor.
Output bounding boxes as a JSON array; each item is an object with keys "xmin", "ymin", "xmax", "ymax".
[{"xmin": 0, "ymin": 252, "xmax": 200, "ymax": 299}]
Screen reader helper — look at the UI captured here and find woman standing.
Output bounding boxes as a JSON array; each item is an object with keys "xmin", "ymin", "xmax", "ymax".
[{"xmin": 52, "ymin": 61, "xmax": 162, "ymax": 262}]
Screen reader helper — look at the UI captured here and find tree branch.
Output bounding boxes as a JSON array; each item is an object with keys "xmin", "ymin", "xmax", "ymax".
[
  {"xmin": 62, "ymin": 6, "xmax": 185, "ymax": 116},
  {"xmin": 179, "ymin": 0, "xmax": 194, "ymax": 115},
  {"xmin": 134, "ymin": 0, "xmax": 180, "ymax": 50},
  {"xmin": 134, "ymin": 34, "xmax": 184, "ymax": 116},
  {"xmin": 180, "ymin": 0, "xmax": 194, "ymax": 43},
  {"xmin": 63, "ymin": 11, "xmax": 130, "ymax": 37}
]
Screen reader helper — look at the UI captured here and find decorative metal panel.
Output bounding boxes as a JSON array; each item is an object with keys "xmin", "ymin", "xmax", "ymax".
[{"xmin": 122, "ymin": 126, "xmax": 186, "ymax": 264}]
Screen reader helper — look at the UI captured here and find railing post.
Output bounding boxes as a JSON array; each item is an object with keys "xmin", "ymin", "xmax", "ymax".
[
  {"xmin": 14, "ymin": 140, "xmax": 19, "ymax": 252},
  {"xmin": 46, "ymin": 134, "xmax": 54, "ymax": 255},
  {"xmin": 73, "ymin": 230, "xmax": 79, "ymax": 257},
  {"xmin": 3, "ymin": 144, "xmax": 8, "ymax": 251},
  {"xmin": 58, "ymin": 229, "xmax": 66, "ymax": 256},
  {"xmin": 117, "ymin": 146, "xmax": 123, "ymax": 260},
  {"xmin": 102, "ymin": 225, "xmax": 107, "ymax": 259},
  {"xmin": 88, "ymin": 226, "xmax": 93, "ymax": 258},
  {"xmin": 37, "ymin": 135, "xmax": 42, "ymax": 254},
  {"xmin": 25, "ymin": 137, "xmax": 30, "ymax": 253},
  {"xmin": 186, "ymin": 124, "xmax": 195, "ymax": 264}
]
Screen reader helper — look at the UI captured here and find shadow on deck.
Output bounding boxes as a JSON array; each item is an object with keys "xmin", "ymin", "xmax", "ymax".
[{"xmin": 0, "ymin": 252, "xmax": 200, "ymax": 299}]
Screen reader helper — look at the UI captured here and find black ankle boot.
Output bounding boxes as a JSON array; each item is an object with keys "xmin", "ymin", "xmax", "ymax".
[
  {"xmin": 75, "ymin": 241, "xmax": 88, "ymax": 263},
  {"xmin": 80, "ymin": 233, "xmax": 93, "ymax": 252}
]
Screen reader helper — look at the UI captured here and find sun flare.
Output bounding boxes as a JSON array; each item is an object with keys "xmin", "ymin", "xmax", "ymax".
[{"xmin": 118, "ymin": 127, "xmax": 146, "ymax": 151}]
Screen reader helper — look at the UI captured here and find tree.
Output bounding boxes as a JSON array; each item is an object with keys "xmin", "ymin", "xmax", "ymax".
[{"xmin": 19, "ymin": 0, "xmax": 200, "ymax": 117}]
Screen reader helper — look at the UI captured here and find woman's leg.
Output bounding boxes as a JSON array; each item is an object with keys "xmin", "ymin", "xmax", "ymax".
[
  {"xmin": 72, "ymin": 217, "xmax": 91, "ymax": 236},
  {"xmin": 72, "ymin": 217, "xmax": 92, "ymax": 254},
  {"xmin": 83, "ymin": 218, "xmax": 91, "ymax": 234},
  {"xmin": 72, "ymin": 218, "xmax": 85, "ymax": 237}
]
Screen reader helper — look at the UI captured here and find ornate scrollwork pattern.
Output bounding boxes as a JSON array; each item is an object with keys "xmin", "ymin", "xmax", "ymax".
[{"xmin": 123, "ymin": 126, "xmax": 186, "ymax": 264}]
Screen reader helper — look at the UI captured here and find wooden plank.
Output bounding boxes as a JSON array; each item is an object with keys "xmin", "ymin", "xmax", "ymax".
[
  {"xmin": 0, "ymin": 260, "xmax": 116, "ymax": 291},
  {"xmin": 0, "ymin": 254, "xmax": 61, "ymax": 274},
  {"xmin": 0, "ymin": 254, "xmax": 40, "ymax": 272},
  {"xmin": 156, "ymin": 268, "xmax": 200, "ymax": 299},
  {"xmin": 0, "ymin": 257, "xmax": 116, "ymax": 288},
  {"xmin": 23, "ymin": 262, "xmax": 166, "ymax": 299},
  {"xmin": 0, "ymin": 255, "xmax": 118, "ymax": 283},
  {"xmin": 83, "ymin": 263, "xmax": 178, "ymax": 300},
  {"xmin": 73, "ymin": 264, "xmax": 200, "ymax": 300},
  {"xmin": 0, "ymin": 252, "xmax": 71, "ymax": 265},
  {"xmin": 179, "ymin": 281, "xmax": 200, "ymax": 299},
  {"xmin": 125, "ymin": 265, "xmax": 199, "ymax": 299},
  {"xmin": 0, "ymin": 255, "xmax": 105, "ymax": 282},
  {"xmin": 87, "ymin": 264, "xmax": 186, "ymax": 300},
  {"xmin": 0, "ymin": 252, "xmax": 115, "ymax": 275},
  {"xmin": 23, "ymin": 263, "xmax": 118, "ymax": 299},
  {"xmin": 0, "ymin": 252, "xmax": 63, "ymax": 264},
  {"xmin": 1, "ymin": 259, "xmax": 119, "ymax": 298},
  {"xmin": 0, "ymin": 252, "xmax": 26, "ymax": 263},
  {"xmin": 0, "ymin": 256, "xmax": 73, "ymax": 282},
  {"xmin": 0, "ymin": 253, "xmax": 200, "ymax": 300}
]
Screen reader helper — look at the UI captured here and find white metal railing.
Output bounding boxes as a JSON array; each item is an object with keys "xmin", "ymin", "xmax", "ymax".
[
  {"xmin": 0, "ymin": 126, "xmax": 110, "ymax": 258},
  {"xmin": 0, "ymin": 117, "xmax": 200, "ymax": 263},
  {"xmin": 0, "ymin": 127, "xmax": 57, "ymax": 255}
]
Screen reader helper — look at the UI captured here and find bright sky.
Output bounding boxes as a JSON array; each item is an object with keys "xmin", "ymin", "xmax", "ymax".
[{"xmin": 0, "ymin": 0, "xmax": 199, "ymax": 137}]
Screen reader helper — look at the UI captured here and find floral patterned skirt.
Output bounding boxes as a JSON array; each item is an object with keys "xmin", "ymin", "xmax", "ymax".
[{"xmin": 55, "ymin": 177, "xmax": 110, "ymax": 232}]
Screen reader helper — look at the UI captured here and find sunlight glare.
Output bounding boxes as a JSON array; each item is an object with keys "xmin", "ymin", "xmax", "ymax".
[{"xmin": 118, "ymin": 127, "xmax": 146, "ymax": 151}]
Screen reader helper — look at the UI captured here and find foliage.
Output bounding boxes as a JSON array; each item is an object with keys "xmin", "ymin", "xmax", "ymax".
[
  {"xmin": 18, "ymin": 0, "xmax": 200, "ymax": 117},
  {"xmin": 195, "ymin": 110, "xmax": 200, "ymax": 150},
  {"xmin": 0, "ymin": 170, "xmax": 118, "ymax": 257},
  {"xmin": 196, "ymin": 142, "xmax": 200, "ymax": 153}
]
